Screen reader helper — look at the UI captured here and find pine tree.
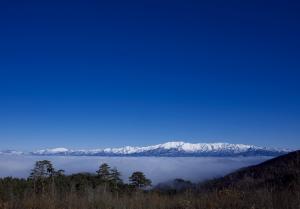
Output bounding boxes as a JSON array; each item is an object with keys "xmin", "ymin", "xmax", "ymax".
[
  {"xmin": 29, "ymin": 160, "xmax": 55, "ymax": 180},
  {"xmin": 29, "ymin": 160, "xmax": 56, "ymax": 194},
  {"xmin": 110, "ymin": 168, "xmax": 123, "ymax": 185},
  {"xmin": 129, "ymin": 171, "xmax": 152, "ymax": 188},
  {"xmin": 96, "ymin": 163, "xmax": 111, "ymax": 182}
]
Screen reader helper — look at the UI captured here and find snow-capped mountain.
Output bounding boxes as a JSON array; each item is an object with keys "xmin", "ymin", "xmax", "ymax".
[
  {"xmin": 30, "ymin": 141, "xmax": 290, "ymax": 157},
  {"xmin": 0, "ymin": 150, "xmax": 24, "ymax": 155}
]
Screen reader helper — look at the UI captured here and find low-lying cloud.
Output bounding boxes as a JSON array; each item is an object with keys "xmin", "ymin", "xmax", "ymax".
[{"xmin": 0, "ymin": 155, "xmax": 272, "ymax": 184}]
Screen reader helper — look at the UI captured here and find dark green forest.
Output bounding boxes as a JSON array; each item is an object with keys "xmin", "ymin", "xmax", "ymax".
[{"xmin": 0, "ymin": 151, "xmax": 300, "ymax": 209}]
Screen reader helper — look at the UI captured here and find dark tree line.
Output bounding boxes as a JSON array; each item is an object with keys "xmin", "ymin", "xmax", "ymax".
[
  {"xmin": 28, "ymin": 160, "xmax": 151, "ymax": 193},
  {"xmin": 0, "ymin": 159, "xmax": 299, "ymax": 209}
]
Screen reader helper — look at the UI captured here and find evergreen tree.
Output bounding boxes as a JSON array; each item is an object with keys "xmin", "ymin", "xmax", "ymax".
[
  {"xmin": 29, "ymin": 160, "xmax": 56, "ymax": 194},
  {"xmin": 96, "ymin": 163, "xmax": 111, "ymax": 182},
  {"xmin": 110, "ymin": 168, "xmax": 123, "ymax": 185},
  {"xmin": 29, "ymin": 160, "xmax": 55, "ymax": 180},
  {"xmin": 129, "ymin": 171, "xmax": 151, "ymax": 188}
]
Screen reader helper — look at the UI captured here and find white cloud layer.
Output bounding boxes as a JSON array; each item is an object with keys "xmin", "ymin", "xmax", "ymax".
[{"xmin": 0, "ymin": 156, "xmax": 272, "ymax": 184}]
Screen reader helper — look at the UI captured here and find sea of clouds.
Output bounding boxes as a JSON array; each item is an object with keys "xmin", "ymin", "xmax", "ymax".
[{"xmin": 0, "ymin": 155, "xmax": 272, "ymax": 184}]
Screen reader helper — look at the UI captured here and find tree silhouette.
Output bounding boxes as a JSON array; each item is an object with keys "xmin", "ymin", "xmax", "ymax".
[
  {"xmin": 29, "ymin": 160, "xmax": 57, "ymax": 194},
  {"xmin": 129, "ymin": 171, "xmax": 151, "ymax": 188},
  {"xmin": 110, "ymin": 168, "xmax": 123, "ymax": 185},
  {"xmin": 96, "ymin": 163, "xmax": 111, "ymax": 182},
  {"xmin": 29, "ymin": 160, "xmax": 55, "ymax": 180}
]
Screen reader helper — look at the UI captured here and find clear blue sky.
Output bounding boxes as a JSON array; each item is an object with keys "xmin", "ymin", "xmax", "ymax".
[{"xmin": 0, "ymin": 0, "xmax": 299, "ymax": 150}]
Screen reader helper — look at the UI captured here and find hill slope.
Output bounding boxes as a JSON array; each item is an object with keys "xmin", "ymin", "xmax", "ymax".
[{"xmin": 199, "ymin": 150, "xmax": 300, "ymax": 191}]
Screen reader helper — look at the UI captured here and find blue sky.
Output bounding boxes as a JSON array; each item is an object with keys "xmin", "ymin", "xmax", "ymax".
[{"xmin": 0, "ymin": 0, "xmax": 300, "ymax": 150}]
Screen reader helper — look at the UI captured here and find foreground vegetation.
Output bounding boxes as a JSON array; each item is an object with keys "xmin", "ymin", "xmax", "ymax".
[{"xmin": 0, "ymin": 151, "xmax": 300, "ymax": 209}]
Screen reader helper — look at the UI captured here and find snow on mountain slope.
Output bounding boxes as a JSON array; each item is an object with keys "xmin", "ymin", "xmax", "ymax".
[
  {"xmin": 33, "ymin": 148, "xmax": 69, "ymax": 155},
  {"xmin": 30, "ymin": 141, "xmax": 290, "ymax": 157},
  {"xmin": 0, "ymin": 150, "xmax": 24, "ymax": 155}
]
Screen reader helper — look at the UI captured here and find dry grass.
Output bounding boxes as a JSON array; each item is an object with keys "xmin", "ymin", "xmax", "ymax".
[{"xmin": 0, "ymin": 183, "xmax": 299, "ymax": 209}]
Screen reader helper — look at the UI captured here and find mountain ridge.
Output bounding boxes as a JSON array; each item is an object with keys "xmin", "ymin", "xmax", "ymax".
[{"xmin": 29, "ymin": 141, "xmax": 290, "ymax": 157}]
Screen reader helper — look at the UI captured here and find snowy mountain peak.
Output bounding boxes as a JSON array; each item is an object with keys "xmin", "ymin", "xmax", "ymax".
[
  {"xmin": 30, "ymin": 141, "xmax": 290, "ymax": 157},
  {"xmin": 159, "ymin": 141, "xmax": 186, "ymax": 149},
  {"xmin": 33, "ymin": 148, "xmax": 69, "ymax": 155}
]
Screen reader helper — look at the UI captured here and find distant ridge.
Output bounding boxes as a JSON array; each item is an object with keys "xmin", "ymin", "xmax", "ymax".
[{"xmin": 29, "ymin": 141, "xmax": 290, "ymax": 157}]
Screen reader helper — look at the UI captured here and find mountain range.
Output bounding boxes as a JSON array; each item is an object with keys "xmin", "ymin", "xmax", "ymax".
[{"xmin": 21, "ymin": 141, "xmax": 291, "ymax": 157}]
